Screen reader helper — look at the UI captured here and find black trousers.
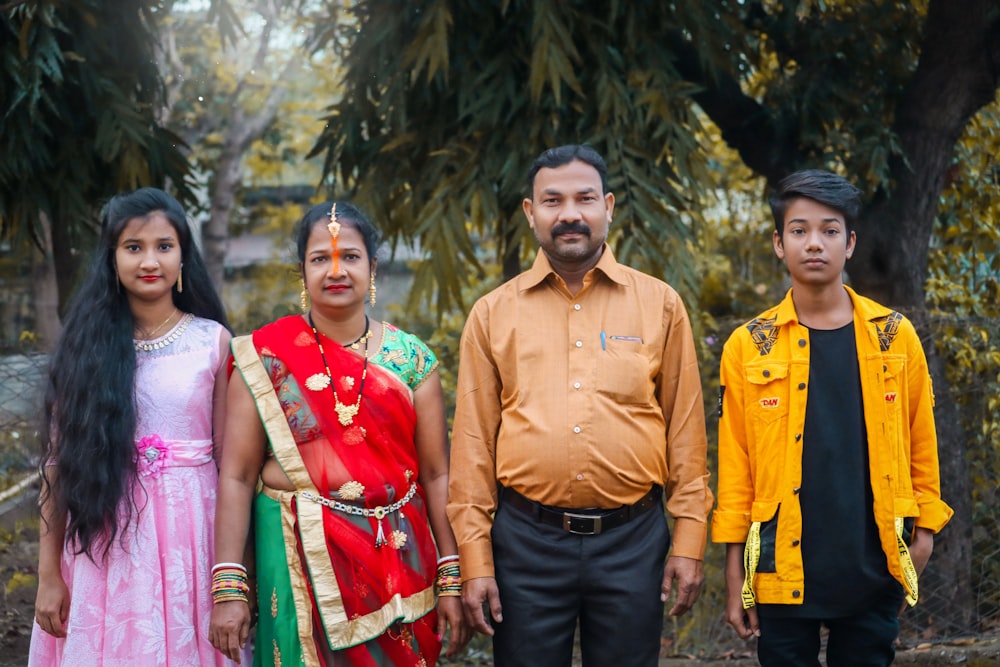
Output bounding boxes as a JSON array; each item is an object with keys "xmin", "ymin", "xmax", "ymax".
[
  {"xmin": 490, "ymin": 499, "xmax": 671, "ymax": 667},
  {"xmin": 756, "ymin": 590, "xmax": 902, "ymax": 667}
]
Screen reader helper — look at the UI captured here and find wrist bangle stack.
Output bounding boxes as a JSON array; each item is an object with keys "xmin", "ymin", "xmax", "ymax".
[
  {"xmin": 212, "ymin": 562, "xmax": 250, "ymax": 605},
  {"xmin": 435, "ymin": 555, "xmax": 461, "ymax": 597}
]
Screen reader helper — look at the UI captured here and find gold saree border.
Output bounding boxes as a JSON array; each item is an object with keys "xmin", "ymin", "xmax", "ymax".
[{"xmin": 234, "ymin": 336, "xmax": 436, "ymax": 651}]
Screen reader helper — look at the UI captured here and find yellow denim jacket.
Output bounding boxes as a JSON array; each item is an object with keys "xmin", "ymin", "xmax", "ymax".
[{"xmin": 711, "ymin": 287, "xmax": 953, "ymax": 605}]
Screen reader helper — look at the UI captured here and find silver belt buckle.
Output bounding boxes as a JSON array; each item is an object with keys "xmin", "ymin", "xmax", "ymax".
[{"xmin": 563, "ymin": 512, "xmax": 602, "ymax": 535}]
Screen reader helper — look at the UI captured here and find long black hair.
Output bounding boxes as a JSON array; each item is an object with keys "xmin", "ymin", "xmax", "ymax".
[{"xmin": 40, "ymin": 187, "xmax": 230, "ymax": 560}]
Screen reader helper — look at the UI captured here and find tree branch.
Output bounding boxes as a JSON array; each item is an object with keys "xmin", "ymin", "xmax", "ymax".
[{"xmin": 663, "ymin": 28, "xmax": 804, "ymax": 185}]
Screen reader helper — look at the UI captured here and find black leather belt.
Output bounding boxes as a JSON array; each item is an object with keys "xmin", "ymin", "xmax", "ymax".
[{"xmin": 500, "ymin": 485, "xmax": 662, "ymax": 536}]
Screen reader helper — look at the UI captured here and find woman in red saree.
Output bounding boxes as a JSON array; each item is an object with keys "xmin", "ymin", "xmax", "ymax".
[{"xmin": 209, "ymin": 202, "xmax": 468, "ymax": 665}]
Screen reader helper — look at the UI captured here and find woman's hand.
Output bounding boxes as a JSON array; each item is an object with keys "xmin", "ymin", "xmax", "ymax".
[
  {"xmin": 34, "ymin": 573, "xmax": 70, "ymax": 638},
  {"xmin": 209, "ymin": 599, "xmax": 251, "ymax": 663},
  {"xmin": 436, "ymin": 595, "xmax": 471, "ymax": 658}
]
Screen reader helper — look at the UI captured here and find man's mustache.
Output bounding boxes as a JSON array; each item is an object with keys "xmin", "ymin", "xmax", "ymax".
[{"xmin": 551, "ymin": 221, "xmax": 591, "ymax": 237}]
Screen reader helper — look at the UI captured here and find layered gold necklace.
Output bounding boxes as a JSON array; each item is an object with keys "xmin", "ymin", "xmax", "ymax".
[
  {"xmin": 306, "ymin": 314, "xmax": 370, "ymax": 426},
  {"xmin": 134, "ymin": 308, "xmax": 178, "ymax": 340}
]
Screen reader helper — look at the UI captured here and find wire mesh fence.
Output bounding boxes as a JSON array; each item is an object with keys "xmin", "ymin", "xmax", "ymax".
[{"xmin": 0, "ymin": 347, "xmax": 44, "ymax": 488}]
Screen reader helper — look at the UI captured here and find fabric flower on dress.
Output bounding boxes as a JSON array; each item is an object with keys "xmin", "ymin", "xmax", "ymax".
[
  {"xmin": 389, "ymin": 530, "xmax": 408, "ymax": 550},
  {"xmin": 338, "ymin": 481, "xmax": 365, "ymax": 500},
  {"xmin": 304, "ymin": 373, "xmax": 331, "ymax": 391},
  {"xmin": 136, "ymin": 434, "xmax": 171, "ymax": 478}
]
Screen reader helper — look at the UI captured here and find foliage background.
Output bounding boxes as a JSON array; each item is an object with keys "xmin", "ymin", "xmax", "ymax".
[{"xmin": 0, "ymin": 0, "xmax": 998, "ymax": 660}]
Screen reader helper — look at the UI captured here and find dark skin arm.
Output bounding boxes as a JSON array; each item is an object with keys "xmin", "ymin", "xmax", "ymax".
[
  {"xmin": 208, "ymin": 375, "xmax": 265, "ymax": 663},
  {"xmin": 898, "ymin": 527, "xmax": 934, "ymax": 616},
  {"xmin": 723, "ymin": 543, "xmax": 760, "ymax": 639}
]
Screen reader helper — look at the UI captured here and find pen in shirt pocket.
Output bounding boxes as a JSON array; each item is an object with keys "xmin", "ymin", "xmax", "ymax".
[{"xmin": 610, "ymin": 334, "xmax": 643, "ymax": 343}]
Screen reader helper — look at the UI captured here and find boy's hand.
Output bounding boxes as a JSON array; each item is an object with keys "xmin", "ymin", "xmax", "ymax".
[
  {"xmin": 899, "ymin": 527, "xmax": 935, "ymax": 616},
  {"xmin": 725, "ymin": 594, "xmax": 760, "ymax": 639},
  {"xmin": 723, "ymin": 543, "xmax": 761, "ymax": 638}
]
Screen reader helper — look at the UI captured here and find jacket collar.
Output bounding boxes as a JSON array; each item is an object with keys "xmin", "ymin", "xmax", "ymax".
[{"xmin": 774, "ymin": 285, "xmax": 894, "ymax": 327}]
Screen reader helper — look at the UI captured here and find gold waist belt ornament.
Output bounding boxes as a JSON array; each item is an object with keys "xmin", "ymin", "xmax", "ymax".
[{"xmin": 300, "ymin": 483, "xmax": 418, "ymax": 548}]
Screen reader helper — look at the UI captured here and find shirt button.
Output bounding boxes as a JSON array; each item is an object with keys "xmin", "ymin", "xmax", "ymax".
[
  {"xmin": 798, "ymin": 382, "xmax": 806, "ymax": 390},
  {"xmin": 573, "ymin": 426, "xmax": 581, "ymax": 433},
  {"xmin": 793, "ymin": 487, "xmax": 801, "ymax": 494},
  {"xmin": 573, "ymin": 304, "xmax": 581, "ymax": 311},
  {"xmin": 792, "ymin": 590, "xmax": 801, "ymax": 598},
  {"xmin": 798, "ymin": 339, "xmax": 807, "ymax": 347},
  {"xmin": 576, "ymin": 473, "xmax": 585, "ymax": 481},
  {"xmin": 795, "ymin": 433, "xmax": 802, "ymax": 441},
  {"xmin": 792, "ymin": 540, "xmax": 800, "ymax": 547},
  {"xmin": 575, "ymin": 340, "xmax": 583, "ymax": 348},
  {"xmin": 573, "ymin": 382, "xmax": 581, "ymax": 389},
  {"xmin": 763, "ymin": 369, "xmax": 771, "ymax": 378}
]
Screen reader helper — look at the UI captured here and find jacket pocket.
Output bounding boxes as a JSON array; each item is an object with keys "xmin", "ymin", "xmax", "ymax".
[{"xmin": 744, "ymin": 361, "xmax": 789, "ymax": 426}]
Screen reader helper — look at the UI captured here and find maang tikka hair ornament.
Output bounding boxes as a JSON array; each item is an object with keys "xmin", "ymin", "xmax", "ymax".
[{"xmin": 328, "ymin": 203, "xmax": 341, "ymax": 274}]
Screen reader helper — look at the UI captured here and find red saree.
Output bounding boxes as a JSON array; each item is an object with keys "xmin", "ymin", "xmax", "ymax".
[{"xmin": 232, "ymin": 315, "xmax": 440, "ymax": 667}]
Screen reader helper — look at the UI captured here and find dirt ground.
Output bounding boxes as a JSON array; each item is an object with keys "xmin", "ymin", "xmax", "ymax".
[{"xmin": 2, "ymin": 489, "xmax": 998, "ymax": 667}]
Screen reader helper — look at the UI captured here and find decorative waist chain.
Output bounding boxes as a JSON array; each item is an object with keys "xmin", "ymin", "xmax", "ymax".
[{"xmin": 299, "ymin": 483, "xmax": 418, "ymax": 549}]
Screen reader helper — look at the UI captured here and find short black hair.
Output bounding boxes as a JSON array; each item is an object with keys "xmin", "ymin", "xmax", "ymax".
[
  {"xmin": 768, "ymin": 169, "xmax": 862, "ymax": 235},
  {"xmin": 526, "ymin": 144, "xmax": 609, "ymax": 195}
]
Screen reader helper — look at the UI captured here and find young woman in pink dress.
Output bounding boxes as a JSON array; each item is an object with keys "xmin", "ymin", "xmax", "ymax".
[{"xmin": 29, "ymin": 188, "xmax": 235, "ymax": 666}]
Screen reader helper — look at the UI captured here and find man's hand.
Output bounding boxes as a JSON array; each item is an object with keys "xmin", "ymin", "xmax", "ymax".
[
  {"xmin": 461, "ymin": 576, "xmax": 503, "ymax": 636},
  {"xmin": 661, "ymin": 555, "xmax": 704, "ymax": 616}
]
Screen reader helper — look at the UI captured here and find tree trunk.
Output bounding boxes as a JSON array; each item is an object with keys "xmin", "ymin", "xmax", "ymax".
[
  {"xmin": 845, "ymin": 0, "xmax": 998, "ymax": 634},
  {"xmin": 30, "ymin": 213, "xmax": 62, "ymax": 351},
  {"xmin": 49, "ymin": 209, "xmax": 83, "ymax": 318},
  {"xmin": 204, "ymin": 143, "xmax": 242, "ymax": 290}
]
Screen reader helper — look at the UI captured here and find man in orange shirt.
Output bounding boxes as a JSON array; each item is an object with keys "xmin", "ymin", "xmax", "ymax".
[{"xmin": 447, "ymin": 144, "xmax": 713, "ymax": 666}]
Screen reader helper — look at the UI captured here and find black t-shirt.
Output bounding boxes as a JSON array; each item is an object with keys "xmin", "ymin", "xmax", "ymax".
[{"xmin": 759, "ymin": 323, "xmax": 900, "ymax": 618}]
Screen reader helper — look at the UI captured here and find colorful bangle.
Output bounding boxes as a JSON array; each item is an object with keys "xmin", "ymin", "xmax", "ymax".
[
  {"xmin": 212, "ymin": 566, "xmax": 250, "ymax": 605},
  {"xmin": 212, "ymin": 562, "xmax": 247, "ymax": 574},
  {"xmin": 435, "ymin": 561, "xmax": 462, "ymax": 597},
  {"xmin": 436, "ymin": 554, "xmax": 460, "ymax": 566}
]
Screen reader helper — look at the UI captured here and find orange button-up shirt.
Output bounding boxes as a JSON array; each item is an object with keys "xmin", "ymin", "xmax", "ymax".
[{"xmin": 447, "ymin": 247, "xmax": 713, "ymax": 580}]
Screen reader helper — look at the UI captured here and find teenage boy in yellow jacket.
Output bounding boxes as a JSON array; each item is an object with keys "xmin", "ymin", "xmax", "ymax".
[{"xmin": 712, "ymin": 170, "xmax": 953, "ymax": 666}]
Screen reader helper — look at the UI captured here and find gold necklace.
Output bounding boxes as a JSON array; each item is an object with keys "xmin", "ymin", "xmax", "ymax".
[
  {"xmin": 135, "ymin": 308, "xmax": 178, "ymax": 340},
  {"xmin": 308, "ymin": 314, "xmax": 370, "ymax": 426},
  {"xmin": 344, "ymin": 324, "xmax": 374, "ymax": 350},
  {"xmin": 134, "ymin": 313, "xmax": 193, "ymax": 352}
]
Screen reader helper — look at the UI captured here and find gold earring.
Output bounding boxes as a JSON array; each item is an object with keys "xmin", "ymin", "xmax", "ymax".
[
  {"xmin": 369, "ymin": 274, "xmax": 377, "ymax": 307},
  {"xmin": 300, "ymin": 280, "xmax": 310, "ymax": 312},
  {"xmin": 177, "ymin": 264, "xmax": 183, "ymax": 293}
]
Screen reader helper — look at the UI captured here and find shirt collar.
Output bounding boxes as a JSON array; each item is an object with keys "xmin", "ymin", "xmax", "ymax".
[{"xmin": 519, "ymin": 244, "xmax": 629, "ymax": 292}]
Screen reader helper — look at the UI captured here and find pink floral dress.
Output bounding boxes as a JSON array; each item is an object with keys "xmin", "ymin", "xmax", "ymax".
[{"xmin": 29, "ymin": 315, "xmax": 235, "ymax": 666}]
